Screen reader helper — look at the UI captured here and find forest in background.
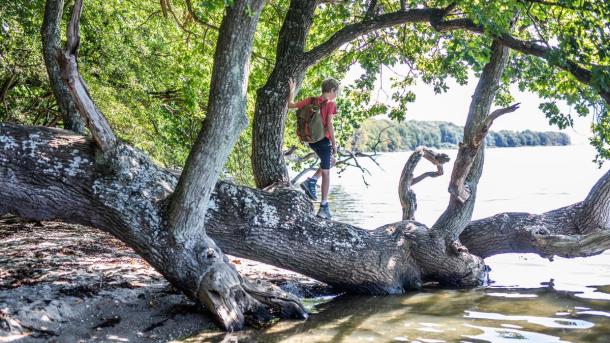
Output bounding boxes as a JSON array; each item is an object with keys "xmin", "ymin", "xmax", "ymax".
[{"xmin": 350, "ymin": 118, "xmax": 571, "ymax": 152}]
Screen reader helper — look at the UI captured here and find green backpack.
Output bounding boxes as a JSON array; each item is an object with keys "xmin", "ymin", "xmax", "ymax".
[{"xmin": 296, "ymin": 97, "xmax": 327, "ymax": 143}]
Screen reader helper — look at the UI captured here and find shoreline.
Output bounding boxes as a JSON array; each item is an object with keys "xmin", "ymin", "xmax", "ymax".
[{"xmin": 0, "ymin": 216, "xmax": 333, "ymax": 342}]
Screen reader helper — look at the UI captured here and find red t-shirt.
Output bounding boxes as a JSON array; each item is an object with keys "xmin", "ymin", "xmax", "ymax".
[{"xmin": 294, "ymin": 96, "xmax": 337, "ymax": 140}]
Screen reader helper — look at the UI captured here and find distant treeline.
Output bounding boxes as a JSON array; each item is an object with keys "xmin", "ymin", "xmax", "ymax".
[{"xmin": 350, "ymin": 119, "xmax": 571, "ymax": 152}]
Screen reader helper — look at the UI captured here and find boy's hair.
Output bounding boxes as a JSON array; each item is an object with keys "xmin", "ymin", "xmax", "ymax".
[{"xmin": 321, "ymin": 78, "xmax": 339, "ymax": 93}]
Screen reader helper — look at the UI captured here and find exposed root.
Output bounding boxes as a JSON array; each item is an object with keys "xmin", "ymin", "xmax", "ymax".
[{"xmin": 196, "ymin": 259, "xmax": 307, "ymax": 331}]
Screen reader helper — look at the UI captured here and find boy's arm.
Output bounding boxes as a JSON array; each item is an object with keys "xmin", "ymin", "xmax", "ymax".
[{"xmin": 327, "ymin": 115, "xmax": 337, "ymax": 154}]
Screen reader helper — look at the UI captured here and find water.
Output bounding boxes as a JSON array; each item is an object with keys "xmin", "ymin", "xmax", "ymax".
[{"xmin": 188, "ymin": 145, "xmax": 610, "ymax": 342}]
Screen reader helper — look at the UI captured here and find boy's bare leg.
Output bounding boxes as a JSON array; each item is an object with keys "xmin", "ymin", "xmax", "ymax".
[
  {"xmin": 312, "ymin": 168, "xmax": 323, "ymax": 180},
  {"xmin": 321, "ymin": 169, "xmax": 330, "ymax": 202}
]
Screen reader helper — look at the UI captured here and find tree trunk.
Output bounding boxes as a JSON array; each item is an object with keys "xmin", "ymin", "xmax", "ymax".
[
  {"xmin": 41, "ymin": 0, "xmax": 85, "ymax": 134},
  {"xmin": 31, "ymin": 0, "xmax": 307, "ymax": 332},
  {"xmin": 0, "ymin": 123, "xmax": 485, "ymax": 295},
  {"xmin": 461, "ymin": 170, "xmax": 610, "ymax": 259},
  {"xmin": 164, "ymin": 0, "xmax": 307, "ymax": 331},
  {"xmin": 430, "ymin": 41, "xmax": 512, "ymax": 249},
  {"xmin": 0, "ymin": 123, "xmax": 306, "ymax": 331},
  {"xmin": 398, "ymin": 147, "xmax": 449, "ymax": 220},
  {"xmin": 251, "ymin": 0, "xmax": 317, "ymax": 188}
]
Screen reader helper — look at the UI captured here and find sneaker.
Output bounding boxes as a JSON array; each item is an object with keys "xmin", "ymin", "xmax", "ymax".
[
  {"xmin": 300, "ymin": 178, "xmax": 317, "ymax": 201},
  {"xmin": 317, "ymin": 203, "xmax": 332, "ymax": 219}
]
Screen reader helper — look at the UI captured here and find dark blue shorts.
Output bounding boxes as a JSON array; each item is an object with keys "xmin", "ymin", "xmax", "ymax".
[{"xmin": 309, "ymin": 137, "xmax": 332, "ymax": 170}]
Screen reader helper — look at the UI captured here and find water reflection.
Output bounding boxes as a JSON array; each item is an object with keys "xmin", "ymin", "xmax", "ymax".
[{"xmin": 185, "ymin": 283, "xmax": 610, "ymax": 342}]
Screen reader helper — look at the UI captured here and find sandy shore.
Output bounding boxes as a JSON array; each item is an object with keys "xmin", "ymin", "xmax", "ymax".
[{"xmin": 0, "ymin": 215, "xmax": 332, "ymax": 342}]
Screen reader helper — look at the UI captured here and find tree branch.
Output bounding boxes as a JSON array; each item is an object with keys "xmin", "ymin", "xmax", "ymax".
[
  {"xmin": 398, "ymin": 147, "xmax": 450, "ymax": 220},
  {"xmin": 41, "ymin": 0, "xmax": 84, "ymax": 133},
  {"xmin": 434, "ymin": 18, "xmax": 610, "ymax": 105},
  {"xmin": 303, "ymin": 8, "xmax": 445, "ymax": 68},
  {"xmin": 167, "ymin": 0, "xmax": 266, "ymax": 242},
  {"xmin": 57, "ymin": 0, "xmax": 116, "ymax": 150},
  {"xmin": 519, "ymin": 0, "xmax": 601, "ymax": 13},
  {"xmin": 577, "ymin": 169, "xmax": 610, "ymax": 234},
  {"xmin": 460, "ymin": 171, "xmax": 610, "ymax": 260},
  {"xmin": 365, "ymin": 0, "xmax": 378, "ymax": 18},
  {"xmin": 447, "ymin": 42, "xmax": 511, "ymax": 204},
  {"xmin": 185, "ymin": 0, "xmax": 220, "ymax": 30},
  {"xmin": 475, "ymin": 102, "xmax": 521, "ymax": 146},
  {"xmin": 0, "ymin": 73, "xmax": 17, "ymax": 103}
]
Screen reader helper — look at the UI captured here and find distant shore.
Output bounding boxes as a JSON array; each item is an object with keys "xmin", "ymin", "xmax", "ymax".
[{"xmin": 351, "ymin": 119, "xmax": 571, "ymax": 153}]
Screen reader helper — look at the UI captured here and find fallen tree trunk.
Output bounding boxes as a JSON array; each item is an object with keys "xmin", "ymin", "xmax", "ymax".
[
  {"xmin": 460, "ymin": 185, "xmax": 610, "ymax": 260},
  {"xmin": 3, "ymin": 124, "xmax": 608, "ymax": 298},
  {"xmin": 0, "ymin": 124, "xmax": 307, "ymax": 330},
  {"xmin": 22, "ymin": 0, "xmax": 308, "ymax": 332},
  {"xmin": 0, "ymin": 123, "xmax": 485, "ymax": 295}
]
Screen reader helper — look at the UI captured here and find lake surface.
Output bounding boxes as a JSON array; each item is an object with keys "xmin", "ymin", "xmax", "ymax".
[{"xmin": 189, "ymin": 145, "xmax": 610, "ymax": 343}]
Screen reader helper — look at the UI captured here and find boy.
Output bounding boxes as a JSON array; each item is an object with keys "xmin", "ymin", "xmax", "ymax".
[{"xmin": 288, "ymin": 77, "xmax": 339, "ymax": 219}]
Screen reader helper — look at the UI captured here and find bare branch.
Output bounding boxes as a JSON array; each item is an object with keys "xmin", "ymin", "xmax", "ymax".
[
  {"xmin": 371, "ymin": 124, "xmax": 394, "ymax": 154},
  {"xmin": 164, "ymin": 0, "xmax": 199, "ymax": 36},
  {"xmin": 289, "ymin": 147, "xmax": 382, "ymax": 185},
  {"xmin": 65, "ymin": 0, "xmax": 82, "ymax": 54},
  {"xmin": 58, "ymin": 0, "xmax": 116, "ymax": 151},
  {"xmin": 474, "ymin": 102, "xmax": 521, "ymax": 145},
  {"xmin": 483, "ymin": 103, "xmax": 520, "ymax": 130},
  {"xmin": 0, "ymin": 73, "xmax": 17, "ymax": 102},
  {"xmin": 398, "ymin": 147, "xmax": 450, "ymax": 220}
]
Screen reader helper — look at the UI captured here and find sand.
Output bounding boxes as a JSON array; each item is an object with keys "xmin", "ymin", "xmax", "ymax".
[{"xmin": 0, "ymin": 215, "xmax": 331, "ymax": 342}]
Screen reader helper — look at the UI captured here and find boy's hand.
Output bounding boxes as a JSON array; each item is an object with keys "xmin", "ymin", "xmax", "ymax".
[{"xmin": 288, "ymin": 78, "xmax": 296, "ymax": 97}]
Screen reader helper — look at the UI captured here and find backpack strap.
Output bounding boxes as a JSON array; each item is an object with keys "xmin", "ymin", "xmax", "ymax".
[{"xmin": 311, "ymin": 96, "xmax": 328, "ymax": 107}]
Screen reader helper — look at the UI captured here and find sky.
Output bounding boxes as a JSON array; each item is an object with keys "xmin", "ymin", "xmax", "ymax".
[{"xmin": 344, "ymin": 64, "xmax": 595, "ymax": 146}]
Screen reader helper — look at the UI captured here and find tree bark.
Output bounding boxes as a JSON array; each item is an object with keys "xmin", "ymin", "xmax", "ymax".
[
  {"xmin": 56, "ymin": 0, "xmax": 116, "ymax": 151},
  {"xmin": 398, "ymin": 147, "xmax": 449, "ymax": 220},
  {"xmin": 0, "ymin": 123, "xmax": 306, "ymax": 331},
  {"xmin": 33, "ymin": 0, "xmax": 307, "ymax": 331},
  {"xmin": 430, "ymin": 41, "xmax": 513, "ymax": 252},
  {"xmin": 164, "ymin": 0, "xmax": 307, "ymax": 330},
  {"xmin": 0, "ymin": 73, "xmax": 18, "ymax": 103},
  {"xmin": 0, "ymin": 123, "xmax": 485, "ymax": 295},
  {"xmin": 251, "ymin": 0, "xmax": 318, "ymax": 188},
  {"xmin": 1, "ymin": 123, "xmax": 608, "ymax": 297},
  {"xmin": 41, "ymin": 0, "xmax": 85, "ymax": 134}
]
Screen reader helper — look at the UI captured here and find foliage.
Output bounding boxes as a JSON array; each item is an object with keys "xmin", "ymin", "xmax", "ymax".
[
  {"xmin": 0, "ymin": 0, "xmax": 54, "ymax": 126},
  {"xmin": 1, "ymin": 0, "xmax": 609, "ymax": 185},
  {"xmin": 352, "ymin": 118, "xmax": 571, "ymax": 152}
]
